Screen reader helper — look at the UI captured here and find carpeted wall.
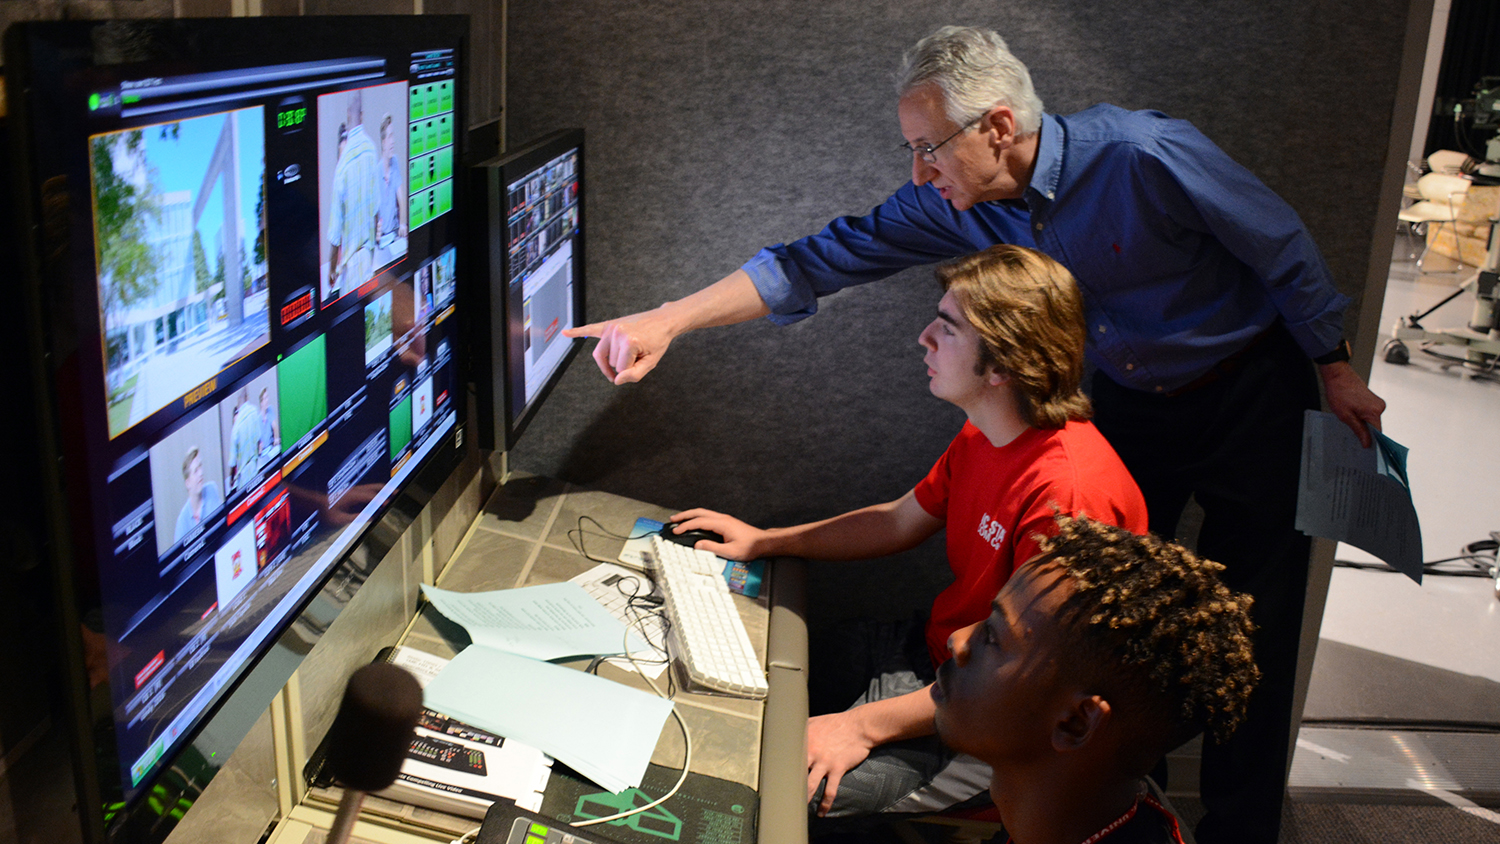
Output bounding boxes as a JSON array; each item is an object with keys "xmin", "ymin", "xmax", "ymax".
[{"xmin": 503, "ymin": 0, "xmax": 1414, "ymax": 624}]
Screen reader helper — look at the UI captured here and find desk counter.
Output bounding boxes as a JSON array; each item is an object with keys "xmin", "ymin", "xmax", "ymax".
[{"xmin": 281, "ymin": 474, "xmax": 809, "ymax": 844}]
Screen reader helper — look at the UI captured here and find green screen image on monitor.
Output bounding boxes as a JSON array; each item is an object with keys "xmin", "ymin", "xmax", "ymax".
[
  {"xmin": 277, "ymin": 335, "xmax": 328, "ymax": 451},
  {"xmin": 389, "ymin": 393, "xmax": 413, "ymax": 464}
]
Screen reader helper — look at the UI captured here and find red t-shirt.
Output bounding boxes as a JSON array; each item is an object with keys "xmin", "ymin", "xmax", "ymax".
[{"xmin": 913, "ymin": 420, "xmax": 1148, "ymax": 665}]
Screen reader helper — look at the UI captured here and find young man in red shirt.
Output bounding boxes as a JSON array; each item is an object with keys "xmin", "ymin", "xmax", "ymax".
[
  {"xmin": 668, "ymin": 245, "xmax": 1148, "ymax": 817},
  {"xmin": 934, "ymin": 515, "xmax": 1258, "ymax": 844}
]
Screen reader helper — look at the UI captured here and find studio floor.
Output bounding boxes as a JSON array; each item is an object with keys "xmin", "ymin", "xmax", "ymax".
[{"xmin": 1285, "ymin": 244, "xmax": 1500, "ymax": 833}]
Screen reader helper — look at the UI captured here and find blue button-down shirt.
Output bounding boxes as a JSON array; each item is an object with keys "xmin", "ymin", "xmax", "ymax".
[{"xmin": 741, "ymin": 105, "xmax": 1349, "ymax": 392}]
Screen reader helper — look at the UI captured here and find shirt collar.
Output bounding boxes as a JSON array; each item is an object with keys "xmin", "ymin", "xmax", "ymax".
[{"xmin": 1027, "ymin": 113, "xmax": 1064, "ymax": 204}]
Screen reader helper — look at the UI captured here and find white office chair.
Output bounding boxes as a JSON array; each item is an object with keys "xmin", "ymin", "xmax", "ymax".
[
  {"xmin": 1426, "ymin": 149, "xmax": 1471, "ymax": 176},
  {"xmin": 1398, "ymin": 172, "xmax": 1470, "ymax": 273},
  {"xmin": 1404, "ymin": 150, "xmax": 1469, "ymax": 202}
]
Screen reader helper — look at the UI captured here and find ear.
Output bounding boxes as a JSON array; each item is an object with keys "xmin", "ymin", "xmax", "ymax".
[
  {"xmin": 1052, "ymin": 693, "xmax": 1111, "ymax": 753},
  {"xmin": 987, "ymin": 368, "xmax": 1010, "ymax": 387},
  {"xmin": 982, "ymin": 106, "xmax": 1018, "ymax": 148}
]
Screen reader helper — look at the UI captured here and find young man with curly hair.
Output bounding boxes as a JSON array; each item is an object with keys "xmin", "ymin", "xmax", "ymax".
[
  {"xmin": 935, "ymin": 515, "xmax": 1259, "ymax": 844},
  {"xmin": 668, "ymin": 245, "xmax": 1147, "ymax": 818}
]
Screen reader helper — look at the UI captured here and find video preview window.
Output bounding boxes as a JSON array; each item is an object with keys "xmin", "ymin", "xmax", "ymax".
[
  {"xmin": 148, "ymin": 414, "xmax": 227, "ymax": 558},
  {"xmin": 89, "ymin": 109, "xmax": 270, "ymax": 439},
  {"xmin": 317, "ymin": 83, "xmax": 409, "ymax": 306}
]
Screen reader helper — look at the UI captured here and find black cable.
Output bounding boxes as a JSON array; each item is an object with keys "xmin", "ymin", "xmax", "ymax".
[
  {"xmin": 1419, "ymin": 344, "xmax": 1500, "ymax": 372},
  {"xmin": 1334, "ymin": 546, "xmax": 1495, "ymax": 577},
  {"xmin": 1334, "ymin": 559, "xmax": 1491, "ymax": 577},
  {"xmin": 567, "ymin": 515, "xmax": 656, "ymax": 565},
  {"xmin": 1299, "ymin": 718, "xmax": 1500, "ymax": 734},
  {"xmin": 568, "ymin": 525, "xmax": 679, "ymax": 696}
]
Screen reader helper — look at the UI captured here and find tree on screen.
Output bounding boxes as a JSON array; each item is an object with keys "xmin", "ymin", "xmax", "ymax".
[
  {"xmin": 90, "ymin": 130, "xmax": 160, "ymax": 322},
  {"xmin": 253, "ymin": 170, "xmax": 267, "ymax": 267},
  {"xmin": 192, "ymin": 230, "xmax": 212, "ymax": 293}
]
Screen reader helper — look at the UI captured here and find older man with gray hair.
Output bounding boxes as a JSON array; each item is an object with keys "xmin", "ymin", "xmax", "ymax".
[{"xmin": 568, "ymin": 26, "xmax": 1384, "ymax": 844}]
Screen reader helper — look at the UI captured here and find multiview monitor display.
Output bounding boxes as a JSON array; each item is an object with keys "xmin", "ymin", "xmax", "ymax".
[
  {"xmin": 475, "ymin": 128, "xmax": 585, "ymax": 450},
  {"xmin": 6, "ymin": 17, "xmax": 468, "ymax": 834}
]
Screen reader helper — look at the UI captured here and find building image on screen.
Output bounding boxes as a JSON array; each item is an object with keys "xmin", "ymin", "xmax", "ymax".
[
  {"xmin": 91, "ymin": 108, "xmax": 270, "ymax": 439},
  {"xmin": 317, "ymin": 82, "xmax": 409, "ymax": 306}
]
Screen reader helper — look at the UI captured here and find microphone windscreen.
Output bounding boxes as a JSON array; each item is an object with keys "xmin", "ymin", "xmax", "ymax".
[{"xmin": 324, "ymin": 663, "xmax": 423, "ymax": 792}]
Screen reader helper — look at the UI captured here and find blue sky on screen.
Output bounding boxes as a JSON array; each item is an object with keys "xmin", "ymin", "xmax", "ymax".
[{"xmin": 144, "ymin": 107, "xmax": 265, "ymax": 260}]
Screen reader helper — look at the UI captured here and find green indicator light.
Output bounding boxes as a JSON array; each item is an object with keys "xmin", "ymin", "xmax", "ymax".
[
  {"xmin": 89, "ymin": 93, "xmax": 101, "ymax": 111},
  {"xmin": 529, "ymin": 822, "xmax": 548, "ymax": 835},
  {"xmin": 123, "ymin": 94, "xmax": 141, "ymax": 104}
]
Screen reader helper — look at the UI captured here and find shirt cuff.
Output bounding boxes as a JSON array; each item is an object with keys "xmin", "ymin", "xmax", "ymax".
[
  {"xmin": 741, "ymin": 247, "xmax": 818, "ymax": 326},
  {"xmin": 1280, "ymin": 295, "xmax": 1349, "ymax": 360}
]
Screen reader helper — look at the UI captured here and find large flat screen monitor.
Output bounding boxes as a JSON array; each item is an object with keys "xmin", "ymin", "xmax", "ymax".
[
  {"xmin": 473, "ymin": 129, "xmax": 585, "ymax": 451},
  {"xmin": 5, "ymin": 16, "xmax": 468, "ymax": 841}
]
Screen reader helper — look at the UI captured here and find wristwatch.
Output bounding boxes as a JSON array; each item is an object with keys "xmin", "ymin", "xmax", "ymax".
[{"xmin": 1313, "ymin": 339, "xmax": 1352, "ymax": 365}]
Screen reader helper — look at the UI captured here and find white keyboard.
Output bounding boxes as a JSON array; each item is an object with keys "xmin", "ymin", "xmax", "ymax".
[{"xmin": 647, "ymin": 536, "xmax": 768, "ymax": 699}]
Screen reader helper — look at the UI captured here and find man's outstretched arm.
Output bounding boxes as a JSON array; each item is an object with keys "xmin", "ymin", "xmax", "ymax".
[
  {"xmin": 563, "ymin": 269, "xmax": 769, "ymax": 384},
  {"xmin": 668, "ymin": 490, "xmax": 943, "ymax": 562}
]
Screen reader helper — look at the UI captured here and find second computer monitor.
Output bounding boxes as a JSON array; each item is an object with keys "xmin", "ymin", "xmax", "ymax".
[{"xmin": 473, "ymin": 128, "xmax": 585, "ymax": 451}]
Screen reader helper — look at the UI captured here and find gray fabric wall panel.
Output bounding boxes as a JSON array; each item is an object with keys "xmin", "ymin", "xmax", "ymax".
[{"xmin": 504, "ymin": 1, "xmax": 1411, "ymax": 622}]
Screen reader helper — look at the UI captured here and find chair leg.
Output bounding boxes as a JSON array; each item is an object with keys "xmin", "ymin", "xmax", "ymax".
[
  {"xmin": 1415, "ymin": 219, "xmax": 1462, "ymax": 276},
  {"xmin": 1401, "ymin": 220, "xmax": 1422, "ymax": 262}
]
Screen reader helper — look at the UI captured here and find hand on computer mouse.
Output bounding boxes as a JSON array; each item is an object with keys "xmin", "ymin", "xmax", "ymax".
[
  {"xmin": 657, "ymin": 522, "xmax": 725, "ymax": 548},
  {"xmin": 666, "ymin": 509, "xmax": 766, "ymax": 560}
]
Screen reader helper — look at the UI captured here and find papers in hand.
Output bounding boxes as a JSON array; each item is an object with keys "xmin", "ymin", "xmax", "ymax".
[
  {"xmin": 1296, "ymin": 411, "xmax": 1423, "ymax": 582},
  {"xmin": 421, "ymin": 581, "xmax": 650, "ymax": 661}
]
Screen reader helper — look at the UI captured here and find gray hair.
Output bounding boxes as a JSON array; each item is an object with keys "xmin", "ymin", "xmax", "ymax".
[{"xmin": 896, "ymin": 26, "xmax": 1044, "ymax": 137}]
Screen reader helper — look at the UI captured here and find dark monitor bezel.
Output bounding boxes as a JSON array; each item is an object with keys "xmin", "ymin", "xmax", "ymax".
[
  {"xmin": 4, "ymin": 16, "xmax": 471, "ymax": 843},
  {"xmin": 472, "ymin": 128, "xmax": 586, "ymax": 453}
]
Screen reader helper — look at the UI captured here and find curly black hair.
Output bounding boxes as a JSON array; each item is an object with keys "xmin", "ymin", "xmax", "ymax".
[{"xmin": 1032, "ymin": 515, "xmax": 1259, "ymax": 744}]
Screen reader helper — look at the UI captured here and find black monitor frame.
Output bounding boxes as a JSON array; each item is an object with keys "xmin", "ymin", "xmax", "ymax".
[
  {"xmin": 470, "ymin": 128, "xmax": 586, "ymax": 452},
  {"xmin": 5, "ymin": 17, "xmax": 470, "ymax": 843}
]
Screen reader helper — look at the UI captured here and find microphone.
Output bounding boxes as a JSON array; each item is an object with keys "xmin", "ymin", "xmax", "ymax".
[{"xmin": 323, "ymin": 663, "xmax": 423, "ymax": 844}]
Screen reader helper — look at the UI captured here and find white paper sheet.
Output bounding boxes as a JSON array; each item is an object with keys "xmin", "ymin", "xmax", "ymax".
[
  {"xmin": 423, "ymin": 644, "xmax": 675, "ymax": 793},
  {"xmin": 1296, "ymin": 410, "xmax": 1423, "ymax": 582},
  {"xmin": 421, "ymin": 581, "xmax": 649, "ymax": 661}
]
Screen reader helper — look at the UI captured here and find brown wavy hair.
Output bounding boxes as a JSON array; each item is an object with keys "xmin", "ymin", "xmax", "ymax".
[{"xmin": 935, "ymin": 245, "xmax": 1091, "ymax": 428}]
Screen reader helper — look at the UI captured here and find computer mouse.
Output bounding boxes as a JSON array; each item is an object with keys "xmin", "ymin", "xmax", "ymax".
[{"xmin": 658, "ymin": 523, "xmax": 725, "ymax": 548}]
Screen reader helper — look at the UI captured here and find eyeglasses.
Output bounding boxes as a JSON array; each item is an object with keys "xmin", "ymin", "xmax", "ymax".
[{"xmin": 900, "ymin": 112, "xmax": 985, "ymax": 163}]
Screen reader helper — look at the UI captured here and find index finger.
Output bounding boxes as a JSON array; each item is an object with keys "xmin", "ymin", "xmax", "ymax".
[{"xmin": 563, "ymin": 322, "xmax": 605, "ymax": 339}]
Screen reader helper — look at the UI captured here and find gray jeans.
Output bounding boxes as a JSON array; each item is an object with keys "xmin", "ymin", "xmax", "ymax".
[{"xmin": 808, "ymin": 617, "xmax": 992, "ymax": 818}]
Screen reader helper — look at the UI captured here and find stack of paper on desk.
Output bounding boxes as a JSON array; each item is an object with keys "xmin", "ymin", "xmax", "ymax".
[
  {"xmin": 420, "ymin": 582, "xmax": 674, "ymax": 792},
  {"xmin": 421, "ymin": 582, "xmax": 650, "ymax": 660},
  {"xmin": 377, "ymin": 647, "xmax": 553, "ymax": 817},
  {"xmin": 423, "ymin": 643, "xmax": 674, "ymax": 793}
]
